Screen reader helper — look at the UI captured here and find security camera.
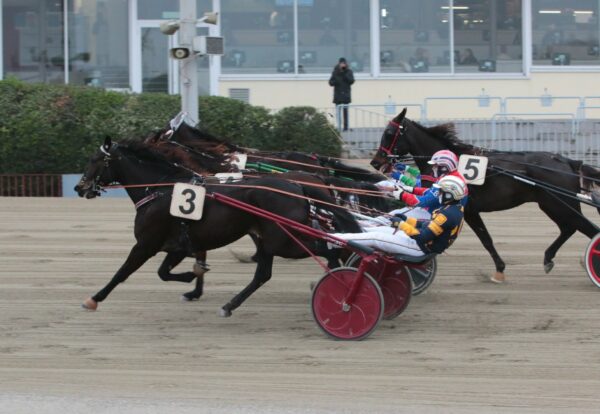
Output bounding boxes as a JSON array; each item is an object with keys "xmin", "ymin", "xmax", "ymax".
[
  {"xmin": 170, "ymin": 47, "xmax": 190, "ymax": 59},
  {"xmin": 160, "ymin": 20, "xmax": 180, "ymax": 35}
]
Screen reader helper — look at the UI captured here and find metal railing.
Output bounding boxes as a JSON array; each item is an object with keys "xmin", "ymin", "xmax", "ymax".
[
  {"xmin": 334, "ymin": 94, "xmax": 600, "ymax": 131},
  {"xmin": 341, "ymin": 118, "xmax": 600, "ymax": 165},
  {"xmin": 0, "ymin": 174, "xmax": 63, "ymax": 197}
]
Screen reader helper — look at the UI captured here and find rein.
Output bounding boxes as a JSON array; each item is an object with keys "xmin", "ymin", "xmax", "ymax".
[
  {"xmin": 105, "ymin": 180, "xmax": 391, "ymax": 217},
  {"xmin": 247, "ymin": 154, "xmax": 380, "ymax": 177}
]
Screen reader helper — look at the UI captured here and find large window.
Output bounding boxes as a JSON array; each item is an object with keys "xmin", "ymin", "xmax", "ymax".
[
  {"xmin": 68, "ymin": 0, "xmax": 129, "ymax": 89},
  {"xmin": 454, "ymin": 0, "xmax": 522, "ymax": 73},
  {"xmin": 297, "ymin": 0, "xmax": 370, "ymax": 74},
  {"xmin": 3, "ymin": 0, "xmax": 65, "ymax": 83},
  {"xmin": 380, "ymin": 0, "xmax": 523, "ymax": 74},
  {"xmin": 380, "ymin": 0, "xmax": 451, "ymax": 73},
  {"xmin": 138, "ymin": 0, "xmax": 213, "ymax": 20},
  {"xmin": 221, "ymin": 0, "xmax": 294, "ymax": 74},
  {"xmin": 532, "ymin": 0, "xmax": 600, "ymax": 66}
]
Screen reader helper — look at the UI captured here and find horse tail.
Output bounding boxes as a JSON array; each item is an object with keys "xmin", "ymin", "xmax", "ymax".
[
  {"xmin": 579, "ymin": 163, "xmax": 600, "ymax": 215},
  {"xmin": 301, "ymin": 183, "xmax": 362, "ymax": 233}
]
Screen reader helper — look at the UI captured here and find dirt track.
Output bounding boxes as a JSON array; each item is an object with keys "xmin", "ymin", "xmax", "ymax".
[{"xmin": 1, "ymin": 197, "xmax": 600, "ymax": 413}]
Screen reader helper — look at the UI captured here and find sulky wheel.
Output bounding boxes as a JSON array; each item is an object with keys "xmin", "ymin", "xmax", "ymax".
[
  {"xmin": 343, "ymin": 254, "xmax": 412, "ymax": 319},
  {"xmin": 346, "ymin": 253, "xmax": 435, "ymax": 297},
  {"xmin": 376, "ymin": 262, "xmax": 412, "ymax": 320},
  {"xmin": 344, "ymin": 252, "xmax": 361, "ymax": 267},
  {"xmin": 311, "ymin": 267, "xmax": 384, "ymax": 340},
  {"xmin": 408, "ymin": 256, "xmax": 437, "ymax": 296},
  {"xmin": 584, "ymin": 233, "xmax": 600, "ymax": 288}
]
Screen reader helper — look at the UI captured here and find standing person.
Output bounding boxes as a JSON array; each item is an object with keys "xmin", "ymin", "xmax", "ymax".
[{"xmin": 329, "ymin": 57, "xmax": 354, "ymax": 131}]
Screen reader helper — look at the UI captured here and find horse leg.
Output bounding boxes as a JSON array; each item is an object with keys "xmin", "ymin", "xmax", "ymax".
[
  {"xmin": 537, "ymin": 201, "xmax": 597, "ymax": 273},
  {"xmin": 182, "ymin": 251, "xmax": 209, "ymax": 302},
  {"xmin": 541, "ymin": 224, "xmax": 575, "ymax": 274},
  {"xmin": 464, "ymin": 211, "xmax": 506, "ymax": 283},
  {"xmin": 157, "ymin": 251, "xmax": 196, "ymax": 283},
  {"xmin": 83, "ymin": 243, "xmax": 157, "ymax": 310},
  {"xmin": 220, "ymin": 249, "xmax": 274, "ymax": 317}
]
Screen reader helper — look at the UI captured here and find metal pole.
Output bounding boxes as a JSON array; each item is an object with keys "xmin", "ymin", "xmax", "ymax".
[{"xmin": 179, "ymin": 0, "xmax": 198, "ymax": 124}]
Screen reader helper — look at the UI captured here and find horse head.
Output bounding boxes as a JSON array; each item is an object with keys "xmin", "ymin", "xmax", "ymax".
[
  {"xmin": 370, "ymin": 108, "xmax": 412, "ymax": 173},
  {"xmin": 75, "ymin": 136, "xmax": 118, "ymax": 199}
]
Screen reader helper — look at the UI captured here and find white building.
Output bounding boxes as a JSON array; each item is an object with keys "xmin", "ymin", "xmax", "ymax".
[{"xmin": 2, "ymin": 1, "xmax": 600, "ymax": 118}]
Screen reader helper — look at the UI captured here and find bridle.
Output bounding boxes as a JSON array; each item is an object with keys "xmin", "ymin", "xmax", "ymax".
[
  {"xmin": 80, "ymin": 144, "xmax": 119, "ymax": 196},
  {"xmin": 378, "ymin": 120, "xmax": 404, "ymax": 157}
]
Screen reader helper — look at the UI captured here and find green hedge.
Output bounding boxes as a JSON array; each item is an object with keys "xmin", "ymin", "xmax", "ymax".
[{"xmin": 0, "ymin": 79, "xmax": 341, "ymax": 173}]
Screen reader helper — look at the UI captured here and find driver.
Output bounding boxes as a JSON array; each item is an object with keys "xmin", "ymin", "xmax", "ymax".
[
  {"xmin": 392, "ymin": 150, "xmax": 468, "ymax": 212},
  {"xmin": 331, "ymin": 175, "xmax": 467, "ymax": 257}
]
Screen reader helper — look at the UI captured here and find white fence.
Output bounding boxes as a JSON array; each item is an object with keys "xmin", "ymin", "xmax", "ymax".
[{"xmin": 341, "ymin": 118, "xmax": 600, "ymax": 165}]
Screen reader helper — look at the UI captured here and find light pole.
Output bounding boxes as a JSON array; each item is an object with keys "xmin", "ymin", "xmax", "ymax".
[
  {"xmin": 179, "ymin": 0, "xmax": 199, "ymax": 124},
  {"xmin": 160, "ymin": 0, "xmax": 221, "ymax": 125}
]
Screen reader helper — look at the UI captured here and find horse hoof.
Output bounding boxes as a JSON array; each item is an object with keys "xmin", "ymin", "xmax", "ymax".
[
  {"xmin": 490, "ymin": 272, "xmax": 505, "ymax": 284},
  {"xmin": 219, "ymin": 308, "xmax": 232, "ymax": 318},
  {"xmin": 181, "ymin": 294, "xmax": 199, "ymax": 302},
  {"xmin": 544, "ymin": 261, "xmax": 554, "ymax": 274},
  {"xmin": 81, "ymin": 297, "xmax": 98, "ymax": 311}
]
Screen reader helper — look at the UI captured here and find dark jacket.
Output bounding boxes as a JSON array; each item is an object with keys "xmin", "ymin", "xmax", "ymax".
[
  {"xmin": 412, "ymin": 203, "xmax": 464, "ymax": 254},
  {"xmin": 328, "ymin": 65, "xmax": 354, "ymax": 104}
]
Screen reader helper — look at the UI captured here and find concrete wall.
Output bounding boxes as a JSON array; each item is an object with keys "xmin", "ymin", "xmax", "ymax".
[{"xmin": 219, "ymin": 72, "xmax": 600, "ymax": 119}]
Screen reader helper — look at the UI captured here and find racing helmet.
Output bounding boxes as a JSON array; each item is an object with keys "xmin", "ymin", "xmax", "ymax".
[
  {"xmin": 435, "ymin": 175, "xmax": 467, "ymax": 204},
  {"xmin": 428, "ymin": 150, "xmax": 459, "ymax": 177}
]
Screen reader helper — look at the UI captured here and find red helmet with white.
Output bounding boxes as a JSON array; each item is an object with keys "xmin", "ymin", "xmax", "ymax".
[{"xmin": 428, "ymin": 150, "xmax": 459, "ymax": 177}]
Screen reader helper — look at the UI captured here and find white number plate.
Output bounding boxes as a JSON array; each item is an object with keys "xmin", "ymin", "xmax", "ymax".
[
  {"xmin": 231, "ymin": 153, "xmax": 247, "ymax": 170},
  {"xmin": 170, "ymin": 183, "xmax": 206, "ymax": 220},
  {"xmin": 458, "ymin": 155, "xmax": 488, "ymax": 185}
]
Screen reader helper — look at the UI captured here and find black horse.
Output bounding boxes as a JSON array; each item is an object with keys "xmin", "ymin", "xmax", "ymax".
[
  {"xmin": 75, "ymin": 138, "xmax": 360, "ymax": 316},
  {"xmin": 371, "ymin": 108, "xmax": 600, "ymax": 282}
]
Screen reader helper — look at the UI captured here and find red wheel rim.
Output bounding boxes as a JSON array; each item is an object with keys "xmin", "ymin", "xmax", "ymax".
[
  {"xmin": 585, "ymin": 234, "xmax": 600, "ymax": 288},
  {"xmin": 377, "ymin": 262, "xmax": 412, "ymax": 319},
  {"xmin": 312, "ymin": 268, "xmax": 383, "ymax": 340}
]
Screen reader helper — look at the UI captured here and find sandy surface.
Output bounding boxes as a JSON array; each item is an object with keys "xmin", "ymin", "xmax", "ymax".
[{"xmin": 1, "ymin": 197, "xmax": 600, "ymax": 413}]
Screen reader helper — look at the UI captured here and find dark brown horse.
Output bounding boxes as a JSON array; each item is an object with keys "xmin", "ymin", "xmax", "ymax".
[
  {"xmin": 148, "ymin": 114, "xmax": 387, "ymax": 182},
  {"xmin": 371, "ymin": 108, "xmax": 600, "ymax": 283},
  {"xmin": 75, "ymin": 138, "xmax": 361, "ymax": 316}
]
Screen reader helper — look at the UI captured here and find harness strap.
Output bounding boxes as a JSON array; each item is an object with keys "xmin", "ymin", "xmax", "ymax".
[{"xmin": 135, "ymin": 192, "xmax": 160, "ymax": 209}]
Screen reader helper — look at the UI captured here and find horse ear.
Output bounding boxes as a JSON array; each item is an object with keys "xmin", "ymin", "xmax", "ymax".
[
  {"xmin": 103, "ymin": 136, "xmax": 112, "ymax": 151},
  {"xmin": 394, "ymin": 108, "xmax": 407, "ymax": 123}
]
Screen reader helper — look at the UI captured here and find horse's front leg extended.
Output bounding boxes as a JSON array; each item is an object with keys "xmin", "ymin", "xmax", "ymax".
[
  {"xmin": 464, "ymin": 211, "xmax": 506, "ymax": 283},
  {"xmin": 220, "ymin": 250, "xmax": 274, "ymax": 317},
  {"xmin": 82, "ymin": 243, "xmax": 157, "ymax": 311}
]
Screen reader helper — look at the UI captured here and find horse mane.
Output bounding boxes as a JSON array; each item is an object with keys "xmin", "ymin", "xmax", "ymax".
[
  {"xmin": 119, "ymin": 139, "xmax": 223, "ymax": 175},
  {"xmin": 174, "ymin": 123, "xmax": 243, "ymax": 155},
  {"xmin": 143, "ymin": 124, "xmax": 238, "ymax": 174},
  {"xmin": 411, "ymin": 121, "xmax": 479, "ymax": 155}
]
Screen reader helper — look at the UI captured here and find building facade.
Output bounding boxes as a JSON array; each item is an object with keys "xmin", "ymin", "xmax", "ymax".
[{"xmin": 2, "ymin": 0, "xmax": 600, "ymax": 118}]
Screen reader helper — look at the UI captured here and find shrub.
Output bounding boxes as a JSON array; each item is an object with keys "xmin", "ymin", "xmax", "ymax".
[
  {"xmin": 269, "ymin": 106, "xmax": 342, "ymax": 156},
  {"xmin": 0, "ymin": 79, "xmax": 340, "ymax": 173}
]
